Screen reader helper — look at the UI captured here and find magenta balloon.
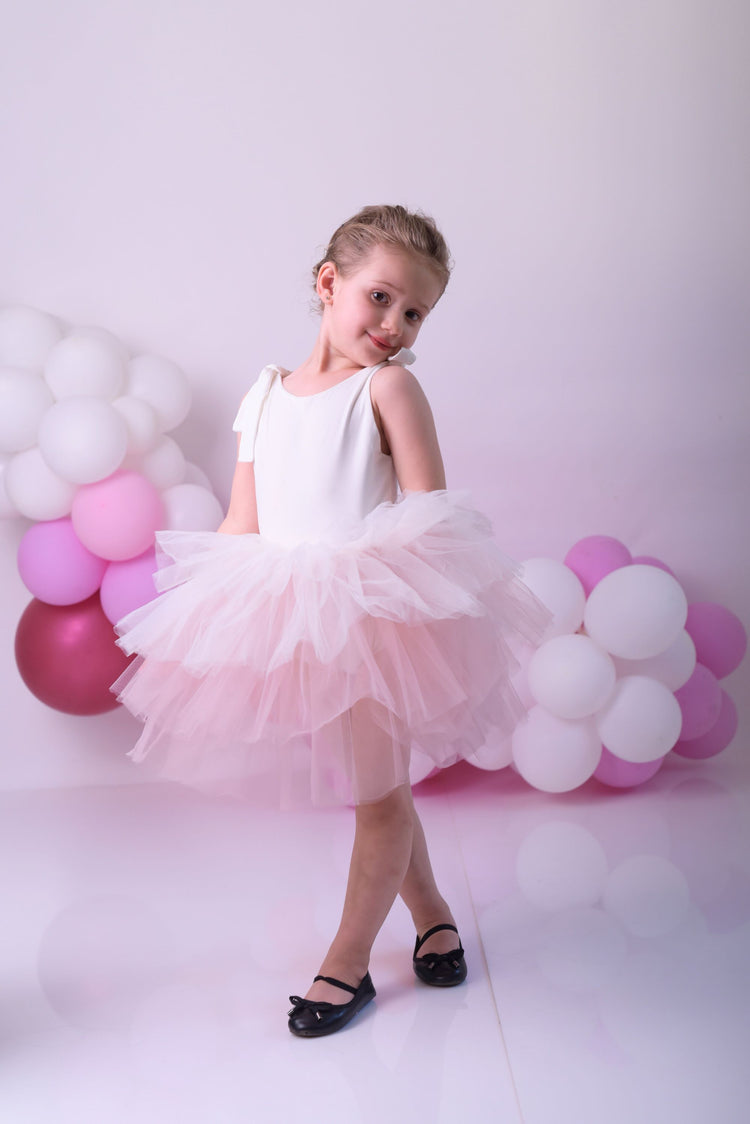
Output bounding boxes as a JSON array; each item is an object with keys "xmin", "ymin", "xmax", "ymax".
[
  {"xmin": 672, "ymin": 691, "xmax": 738, "ymax": 760},
  {"xmin": 17, "ymin": 517, "xmax": 107, "ymax": 605},
  {"xmin": 14, "ymin": 594, "xmax": 132, "ymax": 714},
  {"xmin": 685, "ymin": 601, "xmax": 747, "ymax": 680},
  {"xmin": 100, "ymin": 549, "xmax": 159, "ymax": 625},
  {"xmin": 673, "ymin": 662, "xmax": 722, "ymax": 741},
  {"xmin": 594, "ymin": 745, "xmax": 665, "ymax": 789},
  {"xmin": 563, "ymin": 535, "xmax": 632, "ymax": 596},
  {"xmin": 630, "ymin": 555, "xmax": 676, "ymax": 577},
  {"xmin": 71, "ymin": 470, "xmax": 164, "ymax": 561}
]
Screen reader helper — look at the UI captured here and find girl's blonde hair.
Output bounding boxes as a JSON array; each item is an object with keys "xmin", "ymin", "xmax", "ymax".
[{"xmin": 313, "ymin": 205, "xmax": 451, "ymax": 309}]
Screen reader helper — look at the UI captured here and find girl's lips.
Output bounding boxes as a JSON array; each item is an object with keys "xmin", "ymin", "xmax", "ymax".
[{"xmin": 368, "ymin": 333, "xmax": 393, "ymax": 351}]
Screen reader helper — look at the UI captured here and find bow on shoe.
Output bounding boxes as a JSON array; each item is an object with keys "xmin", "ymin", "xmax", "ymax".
[
  {"xmin": 417, "ymin": 949, "xmax": 465, "ymax": 970},
  {"xmin": 288, "ymin": 996, "xmax": 334, "ymax": 1019}
]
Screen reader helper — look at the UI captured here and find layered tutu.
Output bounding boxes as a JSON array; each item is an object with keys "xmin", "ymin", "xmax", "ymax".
[{"xmin": 114, "ymin": 490, "xmax": 549, "ymax": 806}]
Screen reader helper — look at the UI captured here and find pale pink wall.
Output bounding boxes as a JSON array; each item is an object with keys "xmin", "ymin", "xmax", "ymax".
[{"xmin": 1, "ymin": 1, "xmax": 748, "ymax": 789}]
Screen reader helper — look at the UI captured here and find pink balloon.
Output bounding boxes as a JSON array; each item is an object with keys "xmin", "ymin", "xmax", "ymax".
[
  {"xmin": 594, "ymin": 745, "xmax": 665, "ymax": 789},
  {"xmin": 17, "ymin": 517, "xmax": 107, "ymax": 605},
  {"xmin": 564, "ymin": 535, "xmax": 632, "ymax": 596},
  {"xmin": 672, "ymin": 691, "xmax": 738, "ymax": 759},
  {"xmin": 673, "ymin": 662, "xmax": 722, "ymax": 741},
  {"xmin": 71, "ymin": 470, "xmax": 164, "ymax": 562},
  {"xmin": 100, "ymin": 549, "xmax": 159, "ymax": 625},
  {"xmin": 630, "ymin": 555, "xmax": 676, "ymax": 577},
  {"xmin": 15, "ymin": 594, "xmax": 132, "ymax": 715},
  {"xmin": 685, "ymin": 602, "xmax": 747, "ymax": 680}
]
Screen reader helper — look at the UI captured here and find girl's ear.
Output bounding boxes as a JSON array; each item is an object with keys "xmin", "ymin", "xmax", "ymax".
[{"xmin": 317, "ymin": 261, "xmax": 337, "ymax": 306}]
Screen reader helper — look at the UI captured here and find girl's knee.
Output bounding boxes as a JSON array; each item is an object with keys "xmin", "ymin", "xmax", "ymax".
[{"xmin": 356, "ymin": 784, "xmax": 414, "ymax": 832}]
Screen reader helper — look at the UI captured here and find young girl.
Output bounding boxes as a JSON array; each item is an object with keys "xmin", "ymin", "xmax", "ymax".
[{"xmin": 114, "ymin": 205, "xmax": 548, "ymax": 1038}]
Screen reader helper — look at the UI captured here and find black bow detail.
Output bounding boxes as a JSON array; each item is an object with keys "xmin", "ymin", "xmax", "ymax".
[
  {"xmin": 417, "ymin": 948, "xmax": 465, "ymax": 969},
  {"xmin": 288, "ymin": 995, "xmax": 335, "ymax": 1018}
]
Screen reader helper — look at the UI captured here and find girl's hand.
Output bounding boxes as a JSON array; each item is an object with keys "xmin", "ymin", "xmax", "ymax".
[
  {"xmin": 217, "ymin": 443, "xmax": 260, "ymax": 534},
  {"xmin": 371, "ymin": 365, "xmax": 446, "ymax": 492}
]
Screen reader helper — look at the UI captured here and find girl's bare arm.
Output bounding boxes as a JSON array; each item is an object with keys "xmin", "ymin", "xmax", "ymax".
[
  {"xmin": 217, "ymin": 437, "xmax": 260, "ymax": 534},
  {"xmin": 371, "ymin": 365, "xmax": 446, "ymax": 492}
]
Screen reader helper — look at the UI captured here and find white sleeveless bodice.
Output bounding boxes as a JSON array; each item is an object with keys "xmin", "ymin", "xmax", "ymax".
[{"xmin": 232, "ymin": 363, "xmax": 397, "ymax": 547}]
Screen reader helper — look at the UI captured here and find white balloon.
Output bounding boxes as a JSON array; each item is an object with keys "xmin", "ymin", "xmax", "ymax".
[
  {"xmin": 512, "ymin": 707, "xmax": 602, "ymax": 793},
  {"xmin": 112, "ymin": 395, "xmax": 160, "ymax": 454},
  {"xmin": 0, "ymin": 305, "xmax": 63, "ymax": 369},
  {"xmin": 5, "ymin": 447, "xmax": 77, "ymax": 520},
  {"xmin": 519, "ymin": 557, "xmax": 586, "ymax": 638},
  {"xmin": 516, "ymin": 821, "xmax": 609, "ymax": 912},
  {"xmin": 595, "ymin": 675, "xmax": 682, "ymax": 763},
  {"xmin": 137, "ymin": 436, "xmax": 186, "ymax": 490},
  {"xmin": 0, "ymin": 368, "xmax": 54, "ymax": 452},
  {"xmin": 528, "ymin": 633, "xmax": 616, "ymax": 720},
  {"xmin": 602, "ymin": 855, "xmax": 690, "ymax": 939},
  {"xmin": 38, "ymin": 397, "xmax": 128, "ymax": 484},
  {"xmin": 128, "ymin": 355, "xmax": 191, "ymax": 431},
  {"xmin": 160, "ymin": 483, "xmax": 223, "ymax": 531},
  {"xmin": 612, "ymin": 629, "xmax": 696, "ymax": 691},
  {"xmin": 183, "ymin": 461, "xmax": 212, "ymax": 490},
  {"xmin": 584, "ymin": 564, "xmax": 688, "ymax": 659},
  {"xmin": 45, "ymin": 328, "xmax": 128, "ymax": 399},
  {"xmin": 0, "ymin": 454, "xmax": 18, "ymax": 518}
]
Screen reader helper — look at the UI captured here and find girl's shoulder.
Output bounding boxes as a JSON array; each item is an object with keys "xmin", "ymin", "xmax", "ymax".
[
  {"xmin": 235, "ymin": 364, "xmax": 284, "ymax": 407},
  {"xmin": 370, "ymin": 362, "xmax": 427, "ymax": 413},
  {"xmin": 232, "ymin": 365, "xmax": 286, "ymax": 458},
  {"xmin": 251, "ymin": 363, "xmax": 286, "ymax": 393}
]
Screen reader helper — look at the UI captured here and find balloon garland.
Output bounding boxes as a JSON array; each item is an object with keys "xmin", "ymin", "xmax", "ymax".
[
  {"xmin": 1, "ymin": 307, "xmax": 746, "ymax": 789},
  {"xmin": 506, "ymin": 536, "xmax": 746, "ymax": 792},
  {"xmin": 1, "ymin": 305, "xmax": 223, "ymax": 715}
]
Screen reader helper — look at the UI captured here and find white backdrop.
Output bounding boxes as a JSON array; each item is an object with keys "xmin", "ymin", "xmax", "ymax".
[{"xmin": 1, "ymin": 0, "xmax": 748, "ymax": 790}]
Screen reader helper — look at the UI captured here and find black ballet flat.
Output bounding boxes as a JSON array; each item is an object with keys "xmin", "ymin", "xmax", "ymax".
[
  {"xmin": 288, "ymin": 972, "xmax": 376, "ymax": 1038},
  {"xmin": 413, "ymin": 923, "xmax": 467, "ymax": 987}
]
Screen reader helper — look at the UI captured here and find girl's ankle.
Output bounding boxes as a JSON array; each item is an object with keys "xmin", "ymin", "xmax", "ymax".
[{"xmin": 411, "ymin": 900, "xmax": 455, "ymax": 937}]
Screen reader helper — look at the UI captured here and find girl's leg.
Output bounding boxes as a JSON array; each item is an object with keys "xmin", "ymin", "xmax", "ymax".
[
  {"xmin": 305, "ymin": 781, "xmax": 415, "ymax": 1004},
  {"xmin": 398, "ymin": 799, "xmax": 461, "ymax": 955}
]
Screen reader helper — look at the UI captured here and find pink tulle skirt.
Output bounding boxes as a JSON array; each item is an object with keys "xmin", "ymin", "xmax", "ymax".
[{"xmin": 114, "ymin": 490, "xmax": 549, "ymax": 806}]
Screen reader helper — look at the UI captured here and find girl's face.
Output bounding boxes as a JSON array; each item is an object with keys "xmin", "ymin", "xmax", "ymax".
[{"xmin": 318, "ymin": 245, "xmax": 444, "ymax": 368}]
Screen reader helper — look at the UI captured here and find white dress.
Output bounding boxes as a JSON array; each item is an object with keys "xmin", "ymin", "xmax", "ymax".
[
  {"xmin": 238, "ymin": 363, "xmax": 396, "ymax": 546},
  {"xmin": 114, "ymin": 361, "xmax": 549, "ymax": 806}
]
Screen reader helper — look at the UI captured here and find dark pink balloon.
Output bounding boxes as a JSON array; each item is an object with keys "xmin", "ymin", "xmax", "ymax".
[
  {"xmin": 563, "ymin": 535, "xmax": 632, "ymax": 596},
  {"xmin": 594, "ymin": 745, "xmax": 665, "ymax": 789},
  {"xmin": 15, "ymin": 595, "xmax": 132, "ymax": 715},
  {"xmin": 100, "ymin": 549, "xmax": 159, "ymax": 625},
  {"xmin": 17, "ymin": 517, "xmax": 107, "ymax": 605},
  {"xmin": 672, "ymin": 691, "xmax": 738, "ymax": 760},
  {"xmin": 674, "ymin": 662, "xmax": 722, "ymax": 741},
  {"xmin": 685, "ymin": 601, "xmax": 747, "ymax": 680},
  {"xmin": 630, "ymin": 555, "xmax": 676, "ymax": 577}
]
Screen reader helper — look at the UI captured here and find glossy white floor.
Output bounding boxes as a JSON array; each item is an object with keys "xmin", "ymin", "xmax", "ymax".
[{"xmin": 3, "ymin": 748, "xmax": 749, "ymax": 1124}]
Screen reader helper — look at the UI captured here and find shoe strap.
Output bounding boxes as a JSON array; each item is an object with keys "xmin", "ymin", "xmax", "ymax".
[
  {"xmin": 313, "ymin": 974, "xmax": 358, "ymax": 995},
  {"xmin": 414, "ymin": 923, "xmax": 460, "ymax": 955}
]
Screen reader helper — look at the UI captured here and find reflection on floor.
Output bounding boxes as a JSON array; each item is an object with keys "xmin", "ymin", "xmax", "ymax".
[{"xmin": 2, "ymin": 751, "xmax": 749, "ymax": 1123}]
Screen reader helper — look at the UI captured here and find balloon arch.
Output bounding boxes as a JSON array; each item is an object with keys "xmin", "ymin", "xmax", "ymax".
[{"xmin": 1, "ymin": 304, "xmax": 223, "ymax": 715}]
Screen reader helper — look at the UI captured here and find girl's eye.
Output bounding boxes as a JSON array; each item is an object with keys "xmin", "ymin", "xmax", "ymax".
[
  {"xmin": 405, "ymin": 310, "xmax": 421, "ymax": 323},
  {"xmin": 371, "ymin": 291, "xmax": 388, "ymax": 304}
]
